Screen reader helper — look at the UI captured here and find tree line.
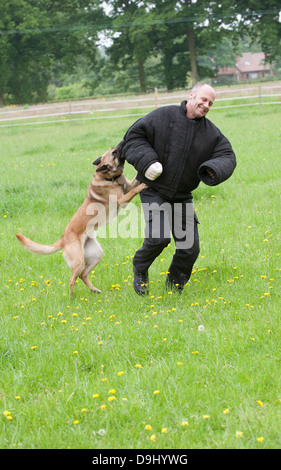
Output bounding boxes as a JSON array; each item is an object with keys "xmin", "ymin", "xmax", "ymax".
[{"xmin": 0, "ymin": 0, "xmax": 280, "ymax": 106}]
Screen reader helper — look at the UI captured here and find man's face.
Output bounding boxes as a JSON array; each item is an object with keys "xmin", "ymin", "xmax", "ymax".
[{"xmin": 186, "ymin": 85, "xmax": 215, "ymax": 119}]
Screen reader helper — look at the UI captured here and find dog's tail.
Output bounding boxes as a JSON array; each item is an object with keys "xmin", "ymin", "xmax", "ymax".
[{"xmin": 16, "ymin": 234, "xmax": 62, "ymax": 255}]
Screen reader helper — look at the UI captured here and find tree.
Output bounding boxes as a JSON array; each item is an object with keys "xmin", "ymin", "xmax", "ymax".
[
  {"xmin": 1, "ymin": 0, "xmax": 280, "ymax": 104},
  {"xmin": 234, "ymin": 0, "xmax": 281, "ymax": 62},
  {"xmin": 175, "ymin": 0, "xmax": 242, "ymax": 85},
  {"xmin": 106, "ymin": 0, "xmax": 161, "ymax": 93},
  {"xmin": 108, "ymin": 0, "xmax": 243, "ymax": 89},
  {"xmin": 144, "ymin": 0, "xmax": 190, "ymax": 90},
  {"xmin": 0, "ymin": 0, "xmax": 104, "ymax": 106}
]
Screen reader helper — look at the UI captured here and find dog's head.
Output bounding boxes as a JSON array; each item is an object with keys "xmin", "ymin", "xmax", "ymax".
[{"xmin": 93, "ymin": 140, "xmax": 125, "ymax": 179}]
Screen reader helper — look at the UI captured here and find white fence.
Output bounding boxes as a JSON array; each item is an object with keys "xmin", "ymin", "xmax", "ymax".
[{"xmin": 0, "ymin": 84, "xmax": 280, "ymax": 128}]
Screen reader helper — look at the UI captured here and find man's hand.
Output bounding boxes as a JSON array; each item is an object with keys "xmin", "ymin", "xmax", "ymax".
[
  {"xmin": 144, "ymin": 162, "xmax": 163, "ymax": 180},
  {"xmin": 206, "ymin": 169, "xmax": 215, "ymax": 179}
]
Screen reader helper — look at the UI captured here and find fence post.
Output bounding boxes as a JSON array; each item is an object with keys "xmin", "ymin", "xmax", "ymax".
[
  {"xmin": 155, "ymin": 87, "xmax": 159, "ymax": 108},
  {"xmin": 259, "ymin": 85, "xmax": 262, "ymax": 108}
]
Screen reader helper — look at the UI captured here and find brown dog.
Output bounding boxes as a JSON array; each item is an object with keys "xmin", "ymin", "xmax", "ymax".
[{"xmin": 16, "ymin": 141, "xmax": 147, "ymax": 295}]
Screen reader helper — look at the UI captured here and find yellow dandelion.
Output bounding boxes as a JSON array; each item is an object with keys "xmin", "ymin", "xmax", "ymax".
[
  {"xmin": 100, "ymin": 405, "xmax": 106, "ymax": 410},
  {"xmin": 31, "ymin": 345, "xmax": 37, "ymax": 350},
  {"xmin": 145, "ymin": 424, "xmax": 152, "ymax": 431},
  {"xmin": 203, "ymin": 415, "xmax": 210, "ymax": 419},
  {"xmin": 257, "ymin": 437, "xmax": 264, "ymax": 443},
  {"xmin": 223, "ymin": 408, "xmax": 229, "ymax": 414},
  {"xmin": 73, "ymin": 350, "xmax": 78, "ymax": 355},
  {"xmin": 135, "ymin": 364, "xmax": 142, "ymax": 368},
  {"xmin": 181, "ymin": 421, "xmax": 189, "ymax": 427},
  {"xmin": 92, "ymin": 393, "xmax": 99, "ymax": 398},
  {"xmin": 109, "ymin": 389, "xmax": 116, "ymax": 394},
  {"xmin": 108, "ymin": 396, "xmax": 116, "ymax": 402},
  {"xmin": 73, "ymin": 420, "xmax": 79, "ymax": 424},
  {"xmin": 161, "ymin": 427, "xmax": 167, "ymax": 433},
  {"xmin": 150, "ymin": 434, "xmax": 156, "ymax": 442},
  {"xmin": 14, "ymin": 396, "xmax": 21, "ymax": 400},
  {"xmin": 236, "ymin": 431, "xmax": 243, "ymax": 438},
  {"xmin": 153, "ymin": 390, "xmax": 160, "ymax": 395},
  {"xmin": 117, "ymin": 371, "xmax": 125, "ymax": 376},
  {"xmin": 257, "ymin": 400, "xmax": 263, "ymax": 406}
]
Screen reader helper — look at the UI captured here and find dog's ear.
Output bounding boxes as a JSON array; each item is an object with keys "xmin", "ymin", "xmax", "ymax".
[
  {"xmin": 96, "ymin": 164, "xmax": 110, "ymax": 173},
  {"xmin": 113, "ymin": 139, "xmax": 125, "ymax": 160},
  {"xmin": 93, "ymin": 157, "xmax": 102, "ymax": 166}
]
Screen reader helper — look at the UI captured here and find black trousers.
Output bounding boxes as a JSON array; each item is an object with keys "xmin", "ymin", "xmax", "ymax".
[{"xmin": 133, "ymin": 188, "xmax": 200, "ymax": 287}]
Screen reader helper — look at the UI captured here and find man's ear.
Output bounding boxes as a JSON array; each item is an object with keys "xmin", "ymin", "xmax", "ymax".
[
  {"xmin": 96, "ymin": 164, "xmax": 110, "ymax": 173},
  {"xmin": 93, "ymin": 157, "xmax": 101, "ymax": 165}
]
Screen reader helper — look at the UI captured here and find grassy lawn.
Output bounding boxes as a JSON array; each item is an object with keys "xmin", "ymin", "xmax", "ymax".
[{"xmin": 0, "ymin": 102, "xmax": 280, "ymax": 449}]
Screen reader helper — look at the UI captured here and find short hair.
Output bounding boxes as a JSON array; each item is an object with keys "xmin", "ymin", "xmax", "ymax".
[
  {"xmin": 191, "ymin": 83, "xmax": 206, "ymax": 94},
  {"xmin": 191, "ymin": 83, "xmax": 215, "ymax": 99}
]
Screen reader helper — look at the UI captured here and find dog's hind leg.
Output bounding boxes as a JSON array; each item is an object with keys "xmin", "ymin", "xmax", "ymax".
[
  {"xmin": 80, "ymin": 237, "xmax": 103, "ymax": 293},
  {"xmin": 63, "ymin": 240, "xmax": 85, "ymax": 295}
]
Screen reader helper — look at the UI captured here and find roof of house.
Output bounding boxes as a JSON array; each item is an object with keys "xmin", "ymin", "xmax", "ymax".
[{"xmin": 236, "ymin": 52, "xmax": 270, "ymax": 72}]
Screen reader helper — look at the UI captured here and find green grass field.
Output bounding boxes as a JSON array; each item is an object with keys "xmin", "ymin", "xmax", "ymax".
[{"xmin": 0, "ymin": 102, "xmax": 281, "ymax": 449}]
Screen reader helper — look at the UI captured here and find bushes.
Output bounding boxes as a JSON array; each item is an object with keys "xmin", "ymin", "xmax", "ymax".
[{"xmin": 48, "ymin": 82, "xmax": 93, "ymax": 101}]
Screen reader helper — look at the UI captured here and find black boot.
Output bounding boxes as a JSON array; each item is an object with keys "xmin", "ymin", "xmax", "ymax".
[
  {"xmin": 165, "ymin": 273, "xmax": 188, "ymax": 293},
  {"xmin": 165, "ymin": 278, "xmax": 183, "ymax": 293},
  {"xmin": 133, "ymin": 268, "xmax": 149, "ymax": 295}
]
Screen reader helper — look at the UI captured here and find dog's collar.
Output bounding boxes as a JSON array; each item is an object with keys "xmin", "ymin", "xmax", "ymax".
[{"xmin": 105, "ymin": 175, "xmax": 120, "ymax": 182}]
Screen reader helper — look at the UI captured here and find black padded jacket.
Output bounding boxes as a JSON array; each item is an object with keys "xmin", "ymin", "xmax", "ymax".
[{"xmin": 123, "ymin": 100, "xmax": 236, "ymax": 200}]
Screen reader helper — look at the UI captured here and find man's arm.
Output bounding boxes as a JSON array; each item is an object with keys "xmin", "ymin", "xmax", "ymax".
[
  {"xmin": 198, "ymin": 133, "xmax": 236, "ymax": 186},
  {"xmin": 123, "ymin": 110, "xmax": 163, "ymax": 177}
]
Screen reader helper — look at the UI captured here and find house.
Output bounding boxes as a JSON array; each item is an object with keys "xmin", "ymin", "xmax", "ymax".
[{"xmin": 217, "ymin": 52, "xmax": 272, "ymax": 82}]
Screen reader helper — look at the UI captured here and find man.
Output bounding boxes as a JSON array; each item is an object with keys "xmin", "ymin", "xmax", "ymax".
[{"xmin": 122, "ymin": 83, "xmax": 236, "ymax": 295}]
